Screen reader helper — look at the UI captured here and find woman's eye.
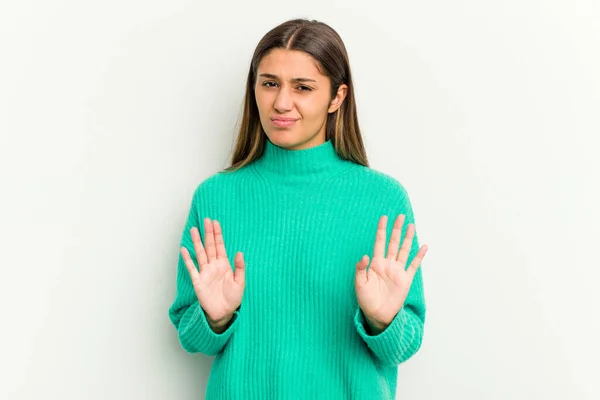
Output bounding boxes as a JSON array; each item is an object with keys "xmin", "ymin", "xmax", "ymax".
[{"xmin": 261, "ymin": 81, "xmax": 311, "ymax": 91}]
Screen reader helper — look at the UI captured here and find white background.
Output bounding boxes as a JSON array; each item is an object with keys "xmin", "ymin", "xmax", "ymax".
[{"xmin": 1, "ymin": 0, "xmax": 599, "ymax": 399}]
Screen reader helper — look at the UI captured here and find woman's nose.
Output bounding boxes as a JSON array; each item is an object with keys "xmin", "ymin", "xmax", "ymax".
[{"xmin": 273, "ymin": 87, "xmax": 293, "ymax": 112}]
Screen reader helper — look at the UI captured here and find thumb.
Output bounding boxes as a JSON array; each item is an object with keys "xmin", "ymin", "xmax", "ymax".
[
  {"xmin": 355, "ymin": 255, "xmax": 369, "ymax": 287},
  {"xmin": 233, "ymin": 252, "xmax": 246, "ymax": 288}
]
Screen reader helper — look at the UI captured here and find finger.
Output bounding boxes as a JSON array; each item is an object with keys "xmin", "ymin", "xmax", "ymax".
[
  {"xmin": 373, "ymin": 216, "xmax": 388, "ymax": 259},
  {"xmin": 213, "ymin": 220, "xmax": 228, "ymax": 259},
  {"xmin": 190, "ymin": 226, "xmax": 208, "ymax": 267},
  {"xmin": 233, "ymin": 252, "xmax": 246, "ymax": 288},
  {"xmin": 181, "ymin": 246, "xmax": 200, "ymax": 281},
  {"xmin": 204, "ymin": 218, "xmax": 217, "ymax": 261},
  {"xmin": 396, "ymin": 223, "xmax": 416, "ymax": 266},
  {"xmin": 355, "ymin": 255, "xmax": 369, "ymax": 287},
  {"xmin": 386, "ymin": 214, "xmax": 406, "ymax": 260},
  {"xmin": 406, "ymin": 244, "xmax": 428, "ymax": 278}
]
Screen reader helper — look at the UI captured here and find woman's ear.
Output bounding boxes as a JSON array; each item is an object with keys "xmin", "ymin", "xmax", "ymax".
[{"xmin": 328, "ymin": 84, "xmax": 348, "ymax": 113}]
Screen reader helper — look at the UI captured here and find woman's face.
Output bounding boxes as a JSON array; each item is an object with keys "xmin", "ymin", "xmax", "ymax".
[{"xmin": 254, "ymin": 49, "xmax": 347, "ymax": 150}]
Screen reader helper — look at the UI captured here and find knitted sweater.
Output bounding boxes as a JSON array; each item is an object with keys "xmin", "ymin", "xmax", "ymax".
[{"xmin": 168, "ymin": 138, "xmax": 426, "ymax": 399}]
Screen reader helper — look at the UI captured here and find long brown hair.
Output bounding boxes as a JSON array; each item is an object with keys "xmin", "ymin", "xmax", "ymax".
[{"xmin": 224, "ymin": 18, "xmax": 369, "ymax": 172}]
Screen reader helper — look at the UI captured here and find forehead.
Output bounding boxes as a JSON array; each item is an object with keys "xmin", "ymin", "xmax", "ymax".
[{"xmin": 257, "ymin": 49, "xmax": 325, "ymax": 79}]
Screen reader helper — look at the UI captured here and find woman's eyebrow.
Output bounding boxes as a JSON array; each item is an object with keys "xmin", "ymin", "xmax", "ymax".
[{"xmin": 258, "ymin": 73, "xmax": 317, "ymax": 83}]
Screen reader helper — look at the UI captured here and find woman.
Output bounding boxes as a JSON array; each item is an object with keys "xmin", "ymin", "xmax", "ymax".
[{"xmin": 168, "ymin": 18, "xmax": 429, "ymax": 400}]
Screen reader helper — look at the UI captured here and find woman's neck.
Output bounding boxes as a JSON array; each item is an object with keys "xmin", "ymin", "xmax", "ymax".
[{"xmin": 251, "ymin": 137, "xmax": 351, "ymax": 185}]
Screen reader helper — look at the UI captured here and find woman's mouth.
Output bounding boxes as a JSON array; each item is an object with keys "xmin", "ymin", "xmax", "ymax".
[{"xmin": 271, "ymin": 118, "xmax": 298, "ymax": 128}]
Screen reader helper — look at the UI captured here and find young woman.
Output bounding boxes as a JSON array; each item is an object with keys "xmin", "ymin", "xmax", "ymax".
[{"xmin": 168, "ymin": 18, "xmax": 429, "ymax": 400}]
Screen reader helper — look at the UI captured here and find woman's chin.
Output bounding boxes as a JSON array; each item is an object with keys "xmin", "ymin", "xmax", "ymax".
[
  {"xmin": 266, "ymin": 131, "xmax": 297, "ymax": 148},
  {"xmin": 266, "ymin": 130, "xmax": 326, "ymax": 151}
]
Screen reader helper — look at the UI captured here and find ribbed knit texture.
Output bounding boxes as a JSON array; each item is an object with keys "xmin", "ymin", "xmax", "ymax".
[{"xmin": 168, "ymin": 139, "xmax": 426, "ymax": 400}]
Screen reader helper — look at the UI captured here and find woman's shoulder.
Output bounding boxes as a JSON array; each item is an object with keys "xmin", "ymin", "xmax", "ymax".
[
  {"xmin": 345, "ymin": 163, "xmax": 412, "ymax": 199},
  {"xmin": 190, "ymin": 164, "xmax": 253, "ymax": 198}
]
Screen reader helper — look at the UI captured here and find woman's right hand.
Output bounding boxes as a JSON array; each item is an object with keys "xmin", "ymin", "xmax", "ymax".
[{"xmin": 180, "ymin": 218, "xmax": 246, "ymax": 332}]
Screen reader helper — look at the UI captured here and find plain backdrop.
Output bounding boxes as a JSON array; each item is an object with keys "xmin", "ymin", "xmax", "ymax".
[{"xmin": 1, "ymin": 0, "xmax": 599, "ymax": 399}]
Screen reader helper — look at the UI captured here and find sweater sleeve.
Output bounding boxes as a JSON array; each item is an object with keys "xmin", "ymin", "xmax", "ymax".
[
  {"xmin": 354, "ymin": 187, "xmax": 426, "ymax": 367},
  {"xmin": 168, "ymin": 186, "xmax": 241, "ymax": 355}
]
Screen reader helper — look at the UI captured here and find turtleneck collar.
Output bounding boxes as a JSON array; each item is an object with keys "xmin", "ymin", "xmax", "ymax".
[{"xmin": 251, "ymin": 138, "xmax": 351, "ymax": 184}]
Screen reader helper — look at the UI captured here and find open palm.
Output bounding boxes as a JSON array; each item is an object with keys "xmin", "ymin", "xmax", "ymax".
[
  {"xmin": 355, "ymin": 214, "xmax": 428, "ymax": 329},
  {"xmin": 180, "ymin": 218, "xmax": 245, "ymax": 324}
]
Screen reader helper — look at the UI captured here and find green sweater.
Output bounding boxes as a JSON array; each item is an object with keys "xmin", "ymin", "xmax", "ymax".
[{"xmin": 168, "ymin": 139, "xmax": 426, "ymax": 399}]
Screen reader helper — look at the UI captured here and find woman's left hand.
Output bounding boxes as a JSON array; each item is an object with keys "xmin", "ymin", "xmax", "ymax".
[{"xmin": 355, "ymin": 215, "xmax": 429, "ymax": 333}]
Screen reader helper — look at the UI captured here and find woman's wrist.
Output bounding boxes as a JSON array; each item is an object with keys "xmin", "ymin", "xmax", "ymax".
[{"xmin": 206, "ymin": 313, "xmax": 234, "ymax": 333}]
